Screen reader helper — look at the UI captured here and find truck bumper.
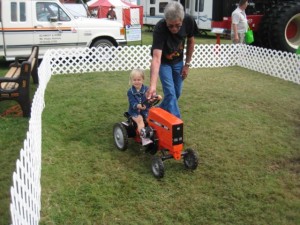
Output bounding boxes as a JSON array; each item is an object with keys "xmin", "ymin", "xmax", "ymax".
[{"xmin": 117, "ymin": 40, "xmax": 127, "ymax": 46}]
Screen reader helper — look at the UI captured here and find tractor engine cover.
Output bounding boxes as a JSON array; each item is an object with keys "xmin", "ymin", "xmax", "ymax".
[{"xmin": 147, "ymin": 107, "xmax": 184, "ymax": 160}]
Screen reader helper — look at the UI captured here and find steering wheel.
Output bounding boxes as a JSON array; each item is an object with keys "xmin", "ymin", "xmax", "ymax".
[{"xmin": 142, "ymin": 95, "xmax": 162, "ymax": 107}]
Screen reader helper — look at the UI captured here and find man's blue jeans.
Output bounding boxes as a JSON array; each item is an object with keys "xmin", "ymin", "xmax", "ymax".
[{"xmin": 159, "ymin": 61, "xmax": 183, "ymax": 118}]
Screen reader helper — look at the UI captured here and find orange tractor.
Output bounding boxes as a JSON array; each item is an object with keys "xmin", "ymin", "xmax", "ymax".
[{"xmin": 113, "ymin": 97, "xmax": 199, "ymax": 178}]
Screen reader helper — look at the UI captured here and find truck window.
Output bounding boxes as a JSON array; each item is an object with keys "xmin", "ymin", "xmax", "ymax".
[
  {"xmin": 150, "ymin": 7, "xmax": 155, "ymax": 16},
  {"xmin": 195, "ymin": 0, "xmax": 204, "ymax": 12},
  {"xmin": 20, "ymin": 2, "xmax": 26, "ymax": 21},
  {"xmin": 36, "ymin": 2, "xmax": 70, "ymax": 22},
  {"xmin": 11, "ymin": 2, "xmax": 17, "ymax": 21}
]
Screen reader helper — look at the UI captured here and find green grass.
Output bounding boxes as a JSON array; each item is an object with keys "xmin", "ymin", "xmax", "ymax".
[
  {"xmin": 39, "ymin": 67, "xmax": 300, "ymax": 225},
  {"xmin": 0, "ymin": 117, "xmax": 29, "ymax": 225},
  {"xmin": 0, "ymin": 30, "xmax": 293, "ymax": 225},
  {"xmin": 0, "ymin": 30, "xmax": 227, "ymax": 225}
]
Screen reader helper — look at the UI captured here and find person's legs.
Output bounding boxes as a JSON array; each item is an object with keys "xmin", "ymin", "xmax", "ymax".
[
  {"xmin": 239, "ymin": 33, "xmax": 245, "ymax": 44},
  {"xmin": 231, "ymin": 33, "xmax": 246, "ymax": 44},
  {"xmin": 159, "ymin": 63, "xmax": 182, "ymax": 118},
  {"xmin": 132, "ymin": 115, "xmax": 152, "ymax": 146},
  {"xmin": 172, "ymin": 61, "xmax": 183, "ymax": 99},
  {"xmin": 132, "ymin": 115, "xmax": 144, "ymax": 132}
]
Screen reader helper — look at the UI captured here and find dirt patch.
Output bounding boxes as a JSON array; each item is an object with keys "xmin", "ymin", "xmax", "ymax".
[
  {"xmin": 270, "ymin": 156, "xmax": 300, "ymax": 175},
  {"xmin": 288, "ymin": 156, "xmax": 300, "ymax": 175},
  {"xmin": 0, "ymin": 104, "xmax": 23, "ymax": 117}
]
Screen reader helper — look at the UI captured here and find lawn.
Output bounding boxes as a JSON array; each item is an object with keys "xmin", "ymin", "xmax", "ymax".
[
  {"xmin": 39, "ymin": 67, "xmax": 300, "ymax": 225},
  {"xmin": 1, "ymin": 29, "xmax": 224, "ymax": 225},
  {"xmin": 0, "ymin": 28, "xmax": 297, "ymax": 225}
]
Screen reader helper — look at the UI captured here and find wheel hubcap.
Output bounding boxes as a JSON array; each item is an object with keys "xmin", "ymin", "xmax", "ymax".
[
  {"xmin": 114, "ymin": 128, "xmax": 124, "ymax": 148},
  {"xmin": 285, "ymin": 13, "xmax": 300, "ymax": 49}
]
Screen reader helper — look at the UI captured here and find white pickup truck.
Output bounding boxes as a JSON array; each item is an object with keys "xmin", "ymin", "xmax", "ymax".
[{"xmin": 0, "ymin": 0, "xmax": 127, "ymax": 60}]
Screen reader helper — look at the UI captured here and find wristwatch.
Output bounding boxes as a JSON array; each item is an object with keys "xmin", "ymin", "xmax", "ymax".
[{"xmin": 185, "ymin": 62, "xmax": 191, "ymax": 67}]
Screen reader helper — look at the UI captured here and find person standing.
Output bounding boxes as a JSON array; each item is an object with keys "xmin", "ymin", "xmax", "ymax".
[
  {"xmin": 146, "ymin": 2, "xmax": 198, "ymax": 118},
  {"xmin": 231, "ymin": 0, "xmax": 249, "ymax": 44},
  {"xmin": 107, "ymin": 6, "xmax": 117, "ymax": 20}
]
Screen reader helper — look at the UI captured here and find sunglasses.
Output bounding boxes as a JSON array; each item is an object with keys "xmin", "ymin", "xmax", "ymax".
[{"xmin": 167, "ymin": 24, "xmax": 182, "ymax": 29}]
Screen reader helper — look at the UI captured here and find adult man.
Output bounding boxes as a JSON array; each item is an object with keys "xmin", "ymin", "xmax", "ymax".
[
  {"xmin": 231, "ymin": 0, "xmax": 249, "ymax": 44},
  {"xmin": 147, "ymin": 2, "xmax": 198, "ymax": 118},
  {"xmin": 107, "ymin": 6, "xmax": 117, "ymax": 20}
]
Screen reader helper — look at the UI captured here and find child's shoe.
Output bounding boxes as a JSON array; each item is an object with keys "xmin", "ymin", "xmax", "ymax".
[{"xmin": 141, "ymin": 137, "xmax": 153, "ymax": 146}]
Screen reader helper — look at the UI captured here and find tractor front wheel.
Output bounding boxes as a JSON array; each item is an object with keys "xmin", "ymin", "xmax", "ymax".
[
  {"xmin": 151, "ymin": 156, "xmax": 164, "ymax": 179},
  {"xmin": 183, "ymin": 148, "xmax": 199, "ymax": 170}
]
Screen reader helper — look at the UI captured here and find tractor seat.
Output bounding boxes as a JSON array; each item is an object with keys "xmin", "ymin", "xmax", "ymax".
[
  {"xmin": 124, "ymin": 112, "xmax": 131, "ymax": 119},
  {"xmin": 123, "ymin": 111, "xmax": 148, "ymax": 127}
]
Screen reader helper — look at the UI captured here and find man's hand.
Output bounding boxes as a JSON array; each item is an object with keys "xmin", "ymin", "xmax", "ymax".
[
  {"xmin": 146, "ymin": 86, "xmax": 157, "ymax": 99},
  {"xmin": 148, "ymin": 94, "xmax": 162, "ymax": 103},
  {"xmin": 234, "ymin": 35, "xmax": 239, "ymax": 44},
  {"xmin": 182, "ymin": 66, "xmax": 189, "ymax": 80}
]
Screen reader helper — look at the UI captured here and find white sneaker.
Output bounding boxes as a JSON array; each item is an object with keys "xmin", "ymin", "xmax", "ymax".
[{"xmin": 141, "ymin": 137, "xmax": 153, "ymax": 146}]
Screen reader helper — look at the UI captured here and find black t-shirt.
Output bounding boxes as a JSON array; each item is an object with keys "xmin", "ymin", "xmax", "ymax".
[{"xmin": 151, "ymin": 14, "xmax": 198, "ymax": 64}]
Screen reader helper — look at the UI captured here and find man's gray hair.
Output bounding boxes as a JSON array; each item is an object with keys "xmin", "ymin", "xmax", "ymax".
[{"xmin": 164, "ymin": 2, "xmax": 184, "ymax": 21}]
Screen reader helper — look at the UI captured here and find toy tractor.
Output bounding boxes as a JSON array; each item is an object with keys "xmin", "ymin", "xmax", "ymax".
[{"xmin": 113, "ymin": 98, "xmax": 199, "ymax": 178}]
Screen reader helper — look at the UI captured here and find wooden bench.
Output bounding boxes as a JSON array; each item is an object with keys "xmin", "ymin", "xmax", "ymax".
[{"xmin": 0, "ymin": 46, "xmax": 39, "ymax": 117}]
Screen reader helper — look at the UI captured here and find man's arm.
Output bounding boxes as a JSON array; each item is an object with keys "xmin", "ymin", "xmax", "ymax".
[
  {"xmin": 233, "ymin": 24, "xmax": 239, "ymax": 43},
  {"xmin": 185, "ymin": 36, "xmax": 195, "ymax": 65},
  {"xmin": 182, "ymin": 36, "xmax": 195, "ymax": 79},
  {"xmin": 147, "ymin": 49, "xmax": 162, "ymax": 98},
  {"xmin": 231, "ymin": 12, "xmax": 239, "ymax": 43}
]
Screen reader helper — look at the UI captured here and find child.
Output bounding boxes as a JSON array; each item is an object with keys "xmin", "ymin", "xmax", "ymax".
[{"xmin": 127, "ymin": 69, "xmax": 153, "ymax": 146}]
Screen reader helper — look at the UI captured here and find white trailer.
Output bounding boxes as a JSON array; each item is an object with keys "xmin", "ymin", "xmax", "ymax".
[
  {"xmin": 138, "ymin": 0, "xmax": 213, "ymax": 31},
  {"xmin": 0, "ymin": 0, "xmax": 127, "ymax": 60}
]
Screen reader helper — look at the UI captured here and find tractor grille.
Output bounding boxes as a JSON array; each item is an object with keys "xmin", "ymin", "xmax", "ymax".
[{"xmin": 172, "ymin": 124, "xmax": 183, "ymax": 145}]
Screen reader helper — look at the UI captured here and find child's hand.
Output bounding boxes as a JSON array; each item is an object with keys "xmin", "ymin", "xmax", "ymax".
[
  {"xmin": 148, "ymin": 95, "xmax": 162, "ymax": 104},
  {"xmin": 137, "ymin": 104, "xmax": 146, "ymax": 110}
]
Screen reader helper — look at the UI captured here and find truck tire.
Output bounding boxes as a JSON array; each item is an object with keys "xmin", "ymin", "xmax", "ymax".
[
  {"xmin": 261, "ymin": 1, "xmax": 300, "ymax": 52},
  {"xmin": 91, "ymin": 39, "xmax": 116, "ymax": 62},
  {"xmin": 92, "ymin": 39, "xmax": 114, "ymax": 48},
  {"xmin": 256, "ymin": 7, "xmax": 273, "ymax": 49}
]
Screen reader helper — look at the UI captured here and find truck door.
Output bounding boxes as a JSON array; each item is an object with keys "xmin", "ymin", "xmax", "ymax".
[
  {"xmin": 33, "ymin": 2, "xmax": 79, "ymax": 54},
  {"xmin": 1, "ymin": 1, "xmax": 34, "ymax": 60}
]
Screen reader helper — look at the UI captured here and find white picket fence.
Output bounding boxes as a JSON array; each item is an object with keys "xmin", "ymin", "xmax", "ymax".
[{"xmin": 9, "ymin": 44, "xmax": 300, "ymax": 225}]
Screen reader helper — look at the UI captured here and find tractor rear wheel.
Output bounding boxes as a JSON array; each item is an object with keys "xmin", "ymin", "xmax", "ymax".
[{"xmin": 113, "ymin": 123, "xmax": 128, "ymax": 151}]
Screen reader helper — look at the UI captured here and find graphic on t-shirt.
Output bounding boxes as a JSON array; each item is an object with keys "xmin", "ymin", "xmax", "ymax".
[{"xmin": 165, "ymin": 42, "xmax": 184, "ymax": 60}]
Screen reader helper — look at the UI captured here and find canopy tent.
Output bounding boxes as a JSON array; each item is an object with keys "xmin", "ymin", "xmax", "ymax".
[{"xmin": 87, "ymin": 0, "xmax": 143, "ymax": 26}]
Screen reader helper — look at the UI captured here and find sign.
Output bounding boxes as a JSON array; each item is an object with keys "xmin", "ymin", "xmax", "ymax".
[
  {"xmin": 125, "ymin": 25, "xmax": 142, "ymax": 42},
  {"xmin": 211, "ymin": 28, "xmax": 225, "ymax": 34}
]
